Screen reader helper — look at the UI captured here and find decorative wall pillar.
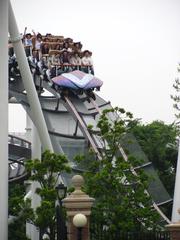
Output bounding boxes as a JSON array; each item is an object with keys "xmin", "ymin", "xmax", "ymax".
[
  {"xmin": 62, "ymin": 175, "xmax": 95, "ymax": 240},
  {"xmin": 166, "ymin": 209, "xmax": 180, "ymax": 240}
]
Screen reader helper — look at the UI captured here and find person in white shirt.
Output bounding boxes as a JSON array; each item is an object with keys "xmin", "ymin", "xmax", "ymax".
[
  {"xmin": 70, "ymin": 51, "xmax": 82, "ymax": 70},
  {"xmin": 81, "ymin": 50, "xmax": 94, "ymax": 74},
  {"xmin": 23, "ymin": 27, "xmax": 33, "ymax": 56},
  {"xmin": 51, "ymin": 52, "xmax": 62, "ymax": 77},
  {"xmin": 51, "ymin": 52, "xmax": 61, "ymax": 65},
  {"xmin": 28, "ymin": 49, "xmax": 39, "ymax": 65},
  {"xmin": 32, "ymin": 31, "xmax": 42, "ymax": 51}
]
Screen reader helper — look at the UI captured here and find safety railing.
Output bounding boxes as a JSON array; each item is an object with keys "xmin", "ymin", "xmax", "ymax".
[{"xmin": 8, "ymin": 134, "xmax": 31, "ymax": 149}]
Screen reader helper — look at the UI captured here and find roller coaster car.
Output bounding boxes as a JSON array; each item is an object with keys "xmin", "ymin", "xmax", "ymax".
[
  {"xmin": 58, "ymin": 87, "xmax": 96, "ymax": 102},
  {"xmin": 51, "ymin": 70, "xmax": 103, "ymax": 98}
]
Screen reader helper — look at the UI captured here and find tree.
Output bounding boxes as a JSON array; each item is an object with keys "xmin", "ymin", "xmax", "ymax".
[
  {"xmin": 8, "ymin": 183, "xmax": 32, "ymax": 240},
  {"xmin": 25, "ymin": 150, "xmax": 71, "ymax": 240},
  {"xmin": 9, "ymin": 150, "xmax": 71, "ymax": 240},
  {"xmin": 130, "ymin": 120, "xmax": 178, "ymax": 196},
  {"xmin": 76, "ymin": 108, "xmax": 160, "ymax": 237},
  {"xmin": 171, "ymin": 77, "xmax": 180, "ymax": 120}
]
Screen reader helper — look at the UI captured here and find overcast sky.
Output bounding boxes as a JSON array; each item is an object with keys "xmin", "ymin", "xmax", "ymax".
[{"xmin": 9, "ymin": 0, "xmax": 180, "ymax": 132}]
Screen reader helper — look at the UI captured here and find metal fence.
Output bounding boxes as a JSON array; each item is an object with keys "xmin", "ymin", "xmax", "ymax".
[
  {"xmin": 90, "ymin": 224, "xmax": 170, "ymax": 240},
  {"xmin": 90, "ymin": 231, "xmax": 170, "ymax": 240}
]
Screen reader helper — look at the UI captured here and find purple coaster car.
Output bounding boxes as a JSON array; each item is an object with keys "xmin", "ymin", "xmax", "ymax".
[{"xmin": 52, "ymin": 70, "xmax": 103, "ymax": 90}]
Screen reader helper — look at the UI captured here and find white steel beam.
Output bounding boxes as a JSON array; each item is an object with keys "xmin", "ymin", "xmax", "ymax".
[
  {"xmin": 0, "ymin": 0, "xmax": 8, "ymax": 239},
  {"xmin": 8, "ymin": 1, "xmax": 53, "ymax": 152},
  {"xmin": 172, "ymin": 138, "xmax": 180, "ymax": 222}
]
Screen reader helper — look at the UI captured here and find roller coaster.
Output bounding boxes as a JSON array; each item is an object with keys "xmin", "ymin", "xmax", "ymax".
[{"xmin": 8, "ymin": 30, "xmax": 173, "ymax": 226}]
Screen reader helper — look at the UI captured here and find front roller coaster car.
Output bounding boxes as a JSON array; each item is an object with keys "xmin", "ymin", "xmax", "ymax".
[{"xmin": 51, "ymin": 70, "xmax": 103, "ymax": 91}]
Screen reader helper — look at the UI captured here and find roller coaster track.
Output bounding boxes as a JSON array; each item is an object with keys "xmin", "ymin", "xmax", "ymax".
[
  {"xmin": 8, "ymin": 64, "xmax": 172, "ymax": 224},
  {"xmin": 8, "ymin": 134, "xmax": 31, "ymax": 183},
  {"xmin": 63, "ymin": 96, "xmax": 102, "ymax": 160}
]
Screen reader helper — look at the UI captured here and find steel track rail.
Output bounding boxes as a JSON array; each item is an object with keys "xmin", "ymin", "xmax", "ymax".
[{"xmin": 63, "ymin": 96, "xmax": 102, "ymax": 160}]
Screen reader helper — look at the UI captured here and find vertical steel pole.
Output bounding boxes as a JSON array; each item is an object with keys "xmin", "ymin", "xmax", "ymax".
[
  {"xmin": 172, "ymin": 138, "xmax": 180, "ymax": 222},
  {"xmin": 25, "ymin": 112, "xmax": 32, "ymax": 141},
  {"xmin": 0, "ymin": 0, "xmax": 8, "ymax": 239},
  {"xmin": 31, "ymin": 124, "xmax": 41, "ymax": 240},
  {"xmin": 8, "ymin": 1, "xmax": 53, "ymax": 152},
  {"xmin": 25, "ymin": 118, "xmax": 41, "ymax": 240}
]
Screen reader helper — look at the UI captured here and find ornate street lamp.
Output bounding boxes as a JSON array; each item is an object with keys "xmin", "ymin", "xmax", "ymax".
[
  {"xmin": 73, "ymin": 213, "xmax": 87, "ymax": 240},
  {"xmin": 56, "ymin": 183, "xmax": 67, "ymax": 203},
  {"xmin": 55, "ymin": 182, "xmax": 67, "ymax": 240}
]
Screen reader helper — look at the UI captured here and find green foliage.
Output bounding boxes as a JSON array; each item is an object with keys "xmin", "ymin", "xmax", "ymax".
[
  {"xmin": 24, "ymin": 150, "xmax": 71, "ymax": 239},
  {"xmin": 171, "ymin": 77, "xmax": 180, "ymax": 120},
  {"xmin": 8, "ymin": 183, "xmax": 32, "ymax": 240},
  {"xmin": 9, "ymin": 150, "xmax": 71, "ymax": 240},
  {"xmin": 25, "ymin": 150, "xmax": 71, "ymax": 188},
  {"xmin": 9, "ymin": 183, "xmax": 27, "ymax": 216},
  {"xmin": 9, "ymin": 217, "xmax": 30, "ymax": 240},
  {"xmin": 76, "ymin": 108, "xmax": 160, "ymax": 236},
  {"xmin": 130, "ymin": 120, "xmax": 178, "ymax": 196}
]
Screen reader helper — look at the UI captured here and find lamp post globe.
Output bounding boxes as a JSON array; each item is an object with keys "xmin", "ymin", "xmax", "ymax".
[
  {"xmin": 73, "ymin": 213, "xmax": 87, "ymax": 228},
  {"xmin": 73, "ymin": 213, "xmax": 87, "ymax": 240},
  {"xmin": 56, "ymin": 182, "xmax": 67, "ymax": 202}
]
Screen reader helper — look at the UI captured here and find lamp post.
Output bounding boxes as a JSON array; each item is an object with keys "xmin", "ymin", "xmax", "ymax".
[
  {"xmin": 73, "ymin": 213, "xmax": 87, "ymax": 240},
  {"xmin": 55, "ymin": 183, "xmax": 67, "ymax": 240}
]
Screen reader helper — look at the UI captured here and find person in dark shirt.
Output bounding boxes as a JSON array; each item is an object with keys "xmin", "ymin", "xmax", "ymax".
[
  {"xmin": 73, "ymin": 42, "xmax": 82, "ymax": 53},
  {"xmin": 60, "ymin": 50, "xmax": 72, "ymax": 73},
  {"xmin": 62, "ymin": 42, "xmax": 72, "ymax": 52},
  {"xmin": 41, "ymin": 43, "xmax": 49, "ymax": 55},
  {"xmin": 54, "ymin": 44, "xmax": 63, "ymax": 51}
]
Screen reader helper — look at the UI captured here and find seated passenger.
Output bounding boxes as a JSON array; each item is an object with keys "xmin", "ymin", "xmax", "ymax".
[
  {"xmin": 9, "ymin": 55, "xmax": 19, "ymax": 78},
  {"xmin": 23, "ymin": 33, "xmax": 33, "ymax": 46},
  {"xmin": 45, "ymin": 33, "xmax": 52, "ymax": 38},
  {"xmin": 32, "ymin": 31, "xmax": 42, "ymax": 51},
  {"xmin": 73, "ymin": 42, "xmax": 82, "ymax": 53},
  {"xmin": 65, "ymin": 38, "xmax": 73, "ymax": 44},
  {"xmin": 56, "ymin": 38, "xmax": 63, "ymax": 43},
  {"xmin": 51, "ymin": 52, "xmax": 63, "ymax": 77},
  {"xmin": 51, "ymin": 52, "xmax": 61, "ymax": 65},
  {"xmin": 38, "ymin": 57, "xmax": 50, "ymax": 81},
  {"xmin": 70, "ymin": 52, "xmax": 81, "ymax": 70},
  {"xmin": 8, "ymin": 41, "xmax": 14, "ymax": 57},
  {"xmin": 54, "ymin": 44, "xmax": 63, "ymax": 51},
  {"xmin": 62, "ymin": 42, "xmax": 72, "ymax": 53},
  {"xmin": 60, "ymin": 50, "xmax": 72, "ymax": 73},
  {"xmin": 81, "ymin": 50, "xmax": 94, "ymax": 75},
  {"xmin": 28, "ymin": 49, "xmax": 43, "ymax": 88},
  {"xmin": 43, "ymin": 37, "xmax": 50, "ymax": 43},
  {"xmin": 28, "ymin": 49, "xmax": 39, "ymax": 67},
  {"xmin": 39, "ymin": 57, "xmax": 48, "ymax": 69},
  {"xmin": 60, "ymin": 50, "xmax": 71, "ymax": 64},
  {"xmin": 23, "ymin": 27, "xmax": 33, "ymax": 57},
  {"xmin": 41, "ymin": 43, "xmax": 49, "ymax": 55}
]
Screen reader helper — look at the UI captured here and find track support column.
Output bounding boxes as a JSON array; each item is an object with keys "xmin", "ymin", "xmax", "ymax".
[
  {"xmin": 0, "ymin": 0, "xmax": 8, "ymax": 239},
  {"xmin": 172, "ymin": 138, "xmax": 180, "ymax": 222},
  {"xmin": 8, "ymin": 1, "xmax": 53, "ymax": 152},
  {"xmin": 31, "ymin": 124, "xmax": 41, "ymax": 240}
]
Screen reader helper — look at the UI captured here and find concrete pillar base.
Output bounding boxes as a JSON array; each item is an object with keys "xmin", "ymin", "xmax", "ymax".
[
  {"xmin": 62, "ymin": 175, "xmax": 95, "ymax": 240},
  {"xmin": 166, "ymin": 223, "xmax": 180, "ymax": 240}
]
